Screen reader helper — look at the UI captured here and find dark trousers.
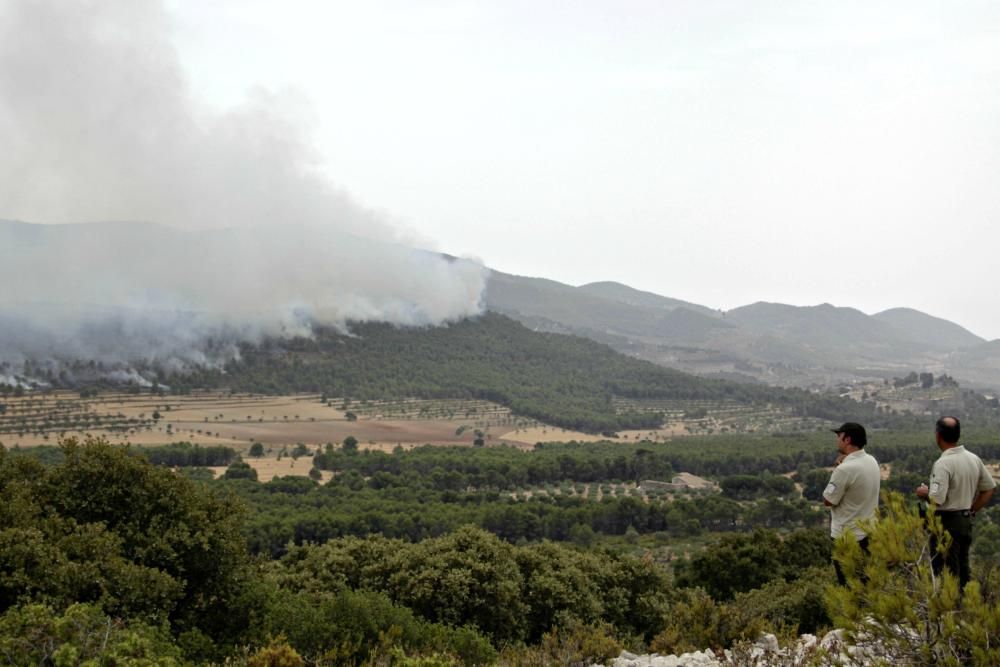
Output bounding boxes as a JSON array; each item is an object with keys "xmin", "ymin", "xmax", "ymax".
[
  {"xmin": 833, "ymin": 536, "xmax": 870, "ymax": 586},
  {"xmin": 932, "ymin": 511, "xmax": 973, "ymax": 589}
]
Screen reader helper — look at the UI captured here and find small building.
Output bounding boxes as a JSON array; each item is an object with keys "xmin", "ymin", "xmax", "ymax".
[{"xmin": 640, "ymin": 472, "xmax": 717, "ymax": 493}]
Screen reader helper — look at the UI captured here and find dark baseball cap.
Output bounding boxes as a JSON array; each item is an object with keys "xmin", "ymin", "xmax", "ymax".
[{"xmin": 831, "ymin": 422, "xmax": 867, "ymax": 447}]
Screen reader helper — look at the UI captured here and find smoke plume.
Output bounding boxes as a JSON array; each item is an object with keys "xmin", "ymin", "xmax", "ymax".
[{"xmin": 0, "ymin": 1, "xmax": 486, "ymax": 381}]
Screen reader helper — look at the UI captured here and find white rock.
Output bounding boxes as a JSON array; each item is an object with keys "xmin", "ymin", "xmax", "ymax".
[
  {"xmin": 609, "ymin": 658, "xmax": 639, "ymax": 667},
  {"xmin": 793, "ymin": 633, "xmax": 818, "ymax": 662},
  {"xmin": 820, "ymin": 628, "xmax": 846, "ymax": 650},
  {"xmin": 755, "ymin": 632, "xmax": 780, "ymax": 653},
  {"xmin": 675, "ymin": 650, "xmax": 721, "ymax": 665},
  {"xmin": 648, "ymin": 656, "xmax": 679, "ymax": 667}
]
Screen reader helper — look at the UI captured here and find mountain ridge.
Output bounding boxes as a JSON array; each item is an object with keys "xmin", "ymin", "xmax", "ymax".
[{"xmin": 3, "ymin": 220, "xmax": 998, "ymax": 390}]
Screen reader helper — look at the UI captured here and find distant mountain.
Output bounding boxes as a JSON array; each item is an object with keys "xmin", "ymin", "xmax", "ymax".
[
  {"xmin": 485, "ymin": 271, "xmax": 1000, "ymax": 390},
  {"xmin": 484, "ymin": 271, "xmax": 734, "ymax": 342},
  {"xmin": 6, "ymin": 220, "xmax": 995, "ymax": 391},
  {"xmin": 946, "ymin": 340, "xmax": 1000, "ymax": 388},
  {"xmin": 576, "ymin": 281, "xmax": 719, "ymax": 317},
  {"xmin": 873, "ymin": 307, "xmax": 985, "ymax": 350},
  {"xmin": 725, "ymin": 302, "xmax": 925, "ymax": 358}
]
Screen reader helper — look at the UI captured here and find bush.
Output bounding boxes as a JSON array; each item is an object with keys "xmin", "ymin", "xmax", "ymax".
[
  {"xmin": 674, "ymin": 528, "xmax": 829, "ymax": 600},
  {"xmin": 246, "ymin": 640, "xmax": 304, "ymax": 667},
  {"xmin": 498, "ymin": 620, "xmax": 621, "ymax": 667},
  {"xmin": 0, "ymin": 603, "xmax": 183, "ymax": 666},
  {"xmin": 254, "ymin": 588, "xmax": 495, "ymax": 666},
  {"xmin": 733, "ymin": 567, "xmax": 832, "ymax": 635},
  {"xmin": 827, "ymin": 491, "xmax": 1000, "ymax": 664},
  {"xmin": 650, "ymin": 588, "xmax": 762, "ymax": 654},
  {"xmin": 225, "ymin": 460, "xmax": 259, "ymax": 480},
  {"xmin": 0, "ymin": 436, "xmax": 252, "ymax": 658}
]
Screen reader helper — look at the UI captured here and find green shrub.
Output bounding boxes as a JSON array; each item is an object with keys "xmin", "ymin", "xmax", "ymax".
[
  {"xmin": 650, "ymin": 588, "xmax": 762, "ymax": 654},
  {"xmin": 733, "ymin": 567, "xmax": 832, "ymax": 635},
  {"xmin": 827, "ymin": 492, "xmax": 1000, "ymax": 665},
  {"xmin": 0, "ymin": 603, "xmax": 183, "ymax": 666}
]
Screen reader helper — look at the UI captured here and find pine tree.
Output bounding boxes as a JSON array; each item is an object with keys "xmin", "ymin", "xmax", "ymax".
[{"xmin": 826, "ymin": 491, "xmax": 1000, "ymax": 665}]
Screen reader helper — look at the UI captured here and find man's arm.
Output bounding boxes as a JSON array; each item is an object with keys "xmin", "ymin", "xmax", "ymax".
[
  {"xmin": 927, "ymin": 463, "xmax": 949, "ymax": 505},
  {"xmin": 823, "ymin": 468, "xmax": 848, "ymax": 507},
  {"xmin": 972, "ymin": 488, "xmax": 994, "ymax": 514}
]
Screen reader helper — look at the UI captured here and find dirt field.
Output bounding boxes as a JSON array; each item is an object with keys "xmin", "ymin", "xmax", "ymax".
[
  {"xmin": 498, "ymin": 423, "xmax": 686, "ymax": 447},
  {"xmin": 0, "ymin": 390, "xmax": 714, "ymax": 482},
  {"xmin": 0, "ymin": 391, "xmax": 527, "ymax": 448},
  {"xmin": 205, "ymin": 456, "xmax": 336, "ymax": 484}
]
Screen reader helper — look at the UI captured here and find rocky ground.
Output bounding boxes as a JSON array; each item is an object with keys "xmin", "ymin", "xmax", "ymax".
[{"xmin": 604, "ymin": 630, "xmax": 856, "ymax": 666}]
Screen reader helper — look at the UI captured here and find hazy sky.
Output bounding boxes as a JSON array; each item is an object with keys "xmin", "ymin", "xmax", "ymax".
[
  {"xmin": 161, "ymin": 0, "xmax": 1000, "ymax": 339},
  {"xmin": 7, "ymin": 1, "xmax": 1000, "ymax": 339}
]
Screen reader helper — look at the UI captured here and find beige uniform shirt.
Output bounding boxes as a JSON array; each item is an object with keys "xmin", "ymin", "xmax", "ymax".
[
  {"xmin": 824, "ymin": 449, "xmax": 880, "ymax": 540},
  {"xmin": 928, "ymin": 445, "xmax": 997, "ymax": 510}
]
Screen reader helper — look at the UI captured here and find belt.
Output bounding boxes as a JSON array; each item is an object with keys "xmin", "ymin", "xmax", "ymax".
[{"xmin": 935, "ymin": 509, "xmax": 971, "ymax": 517}]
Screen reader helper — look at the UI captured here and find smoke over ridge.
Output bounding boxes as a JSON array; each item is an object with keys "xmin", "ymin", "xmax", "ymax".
[{"xmin": 0, "ymin": 1, "xmax": 486, "ymax": 379}]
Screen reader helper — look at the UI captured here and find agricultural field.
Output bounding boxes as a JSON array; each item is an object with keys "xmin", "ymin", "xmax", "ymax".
[
  {"xmin": 611, "ymin": 397, "xmax": 832, "ymax": 437},
  {"xmin": 0, "ymin": 391, "xmax": 529, "ymax": 449},
  {"xmin": 1, "ymin": 391, "xmax": 833, "ymax": 450},
  {"xmin": 0, "ymin": 389, "xmax": 840, "ymax": 485},
  {"xmin": 506, "ymin": 475, "xmax": 718, "ymax": 503}
]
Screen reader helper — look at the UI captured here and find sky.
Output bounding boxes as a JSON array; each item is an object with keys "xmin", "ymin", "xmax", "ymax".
[
  {"xmin": 163, "ymin": 0, "xmax": 1000, "ymax": 339},
  {"xmin": 5, "ymin": 1, "xmax": 1000, "ymax": 339}
]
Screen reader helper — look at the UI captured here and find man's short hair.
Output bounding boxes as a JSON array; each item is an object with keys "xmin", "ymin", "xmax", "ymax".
[
  {"xmin": 832, "ymin": 422, "xmax": 867, "ymax": 447},
  {"xmin": 935, "ymin": 416, "xmax": 961, "ymax": 444}
]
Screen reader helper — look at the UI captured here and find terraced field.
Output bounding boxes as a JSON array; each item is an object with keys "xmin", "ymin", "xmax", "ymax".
[{"xmin": 612, "ymin": 397, "xmax": 832, "ymax": 436}]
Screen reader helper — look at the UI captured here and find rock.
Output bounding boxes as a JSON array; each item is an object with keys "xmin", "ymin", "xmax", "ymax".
[
  {"xmin": 675, "ymin": 650, "xmax": 721, "ymax": 665},
  {"xmin": 755, "ymin": 632, "xmax": 780, "ymax": 653},
  {"xmin": 794, "ymin": 633, "xmax": 819, "ymax": 662},
  {"xmin": 820, "ymin": 628, "xmax": 846, "ymax": 651},
  {"xmin": 609, "ymin": 650, "xmax": 640, "ymax": 667},
  {"xmin": 648, "ymin": 656, "xmax": 680, "ymax": 667},
  {"xmin": 609, "ymin": 658, "xmax": 638, "ymax": 667}
]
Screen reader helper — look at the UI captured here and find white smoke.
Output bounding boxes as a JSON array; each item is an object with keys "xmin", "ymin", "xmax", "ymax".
[{"xmin": 0, "ymin": 1, "xmax": 486, "ymax": 376}]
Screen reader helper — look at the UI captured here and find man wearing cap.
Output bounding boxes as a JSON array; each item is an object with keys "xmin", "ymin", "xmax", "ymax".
[
  {"xmin": 824, "ymin": 422, "xmax": 880, "ymax": 585},
  {"xmin": 915, "ymin": 416, "xmax": 996, "ymax": 588}
]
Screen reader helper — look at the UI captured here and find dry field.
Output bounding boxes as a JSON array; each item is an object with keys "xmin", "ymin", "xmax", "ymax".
[
  {"xmin": 0, "ymin": 391, "xmax": 572, "ymax": 480},
  {"xmin": 0, "ymin": 391, "xmax": 533, "ymax": 450},
  {"xmin": 2, "ymin": 390, "xmax": 786, "ymax": 483},
  {"xmin": 498, "ymin": 423, "xmax": 687, "ymax": 446},
  {"xmin": 204, "ymin": 456, "xmax": 336, "ymax": 484}
]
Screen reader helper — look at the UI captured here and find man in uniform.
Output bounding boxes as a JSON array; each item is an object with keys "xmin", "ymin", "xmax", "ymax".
[
  {"xmin": 916, "ymin": 416, "xmax": 996, "ymax": 588},
  {"xmin": 824, "ymin": 422, "xmax": 881, "ymax": 585}
]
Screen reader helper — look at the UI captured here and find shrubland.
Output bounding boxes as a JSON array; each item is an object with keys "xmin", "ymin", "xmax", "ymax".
[{"xmin": 2, "ymin": 432, "xmax": 999, "ymax": 664}]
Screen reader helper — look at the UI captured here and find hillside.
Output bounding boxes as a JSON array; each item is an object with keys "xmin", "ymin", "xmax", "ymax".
[
  {"xmin": 163, "ymin": 312, "xmax": 877, "ymax": 433},
  {"xmin": 485, "ymin": 271, "xmax": 999, "ymax": 389},
  {"xmin": 7, "ymin": 218, "xmax": 995, "ymax": 392},
  {"xmin": 724, "ymin": 302, "xmax": 930, "ymax": 362},
  {"xmin": 485, "ymin": 270, "xmax": 735, "ymax": 343},
  {"xmin": 873, "ymin": 307, "xmax": 985, "ymax": 350},
  {"xmin": 576, "ymin": 281, "xmax": 718, "ymax": 317},
  {"xmin": 947, "ymin": 340, "xmax": 1000, "ymax": 388}
]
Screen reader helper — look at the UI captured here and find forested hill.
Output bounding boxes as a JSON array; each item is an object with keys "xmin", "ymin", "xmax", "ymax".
[{"xmin": 167, "ymin": 312, "xmax": 878, "ymax": 433}]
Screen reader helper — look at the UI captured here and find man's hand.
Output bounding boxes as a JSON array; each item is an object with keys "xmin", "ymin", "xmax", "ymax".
[{"xmin": 916, "ymin": 483, "xmax": 929, "ymax": 499}]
